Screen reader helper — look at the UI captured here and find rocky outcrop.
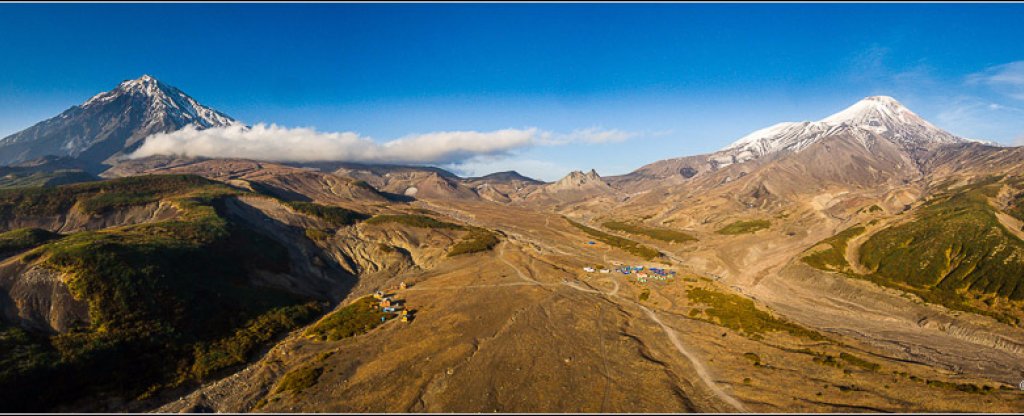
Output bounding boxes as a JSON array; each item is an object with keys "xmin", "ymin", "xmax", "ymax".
[
  {"xmin": 545, "ymin": 169, "xmax": 610, "ymax": 193},
  {"xmin": 0, "ymin": 258, "xmax": 88, "ymax": 334}
]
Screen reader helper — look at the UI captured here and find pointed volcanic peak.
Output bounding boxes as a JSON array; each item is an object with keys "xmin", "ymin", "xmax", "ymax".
[
  {"xmin": 84, "ymin": 74, "xmax": 235, "ymax": 128},
  {"xmin": 0, "ymin": 75, "xmax": 237, "ymax": 167},
  {"xmin": 546, "ymin": 169, "xmax": 612, "ymax": 193},
  {"xmin": 713, "ymin": 96, "xmax": 968, "ymax": 167},
  {"xmin": 820, "ymin": 95, "xmax": 962, "ymax": 144}
]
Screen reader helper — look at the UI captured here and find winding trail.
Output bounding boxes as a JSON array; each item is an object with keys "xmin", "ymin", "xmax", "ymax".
[
  {"xmin": 638, "ymin": 304, "xmax": 750, "ymax": 412},
  {"xmin": 498, "ymin": 243, "xmax": 541, "ymax": 284}
]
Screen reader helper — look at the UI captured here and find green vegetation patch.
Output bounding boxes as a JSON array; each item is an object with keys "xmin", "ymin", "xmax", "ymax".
[
  {"xmin": 364, "ymin": 214, "xmax": 464, "ymax": 230},
  {"xmin": 285, "ymin": 201, "xmax": 369, "ymax": 227},
  {"xmin": 838, "ymin": 352, "xmax": 880, "ymax": 372},
  {"xmin": 858, "ymin": 178, "xmax": 1024, "ymax": 311},
  {"xmin": 304, "ymin": 296, "xmax": 392, "ymax": 341},
  {"xmin": 448, "ymin": 227, "xmax": 500, "ymax": 257},
  {"xmin": 188, "ymin": 302, "xmax": 321, "ymax": 381},
  {"xmin": 686, "ymin": 287, "xmax": 825, "ymax": 341},
  {"xmin": 304, "ymin": 228, "xmax": 332, "ymax": 242},
  {"xmin": 565, "ymin": 218, "xmax": 661, "ymax": 260},
  {"xmin": 639, "ymin": 288, "xmax": 651, "ymax": 302},
  {"xmin": 602, "ymin": 221, "xmax": 697, "ymax": 243},
  {"xmin": 802, "ymin": 225, "xmax": 865, "ymax": 273},
  {"xmin": 273, "ymin": 364, "xmax": 324, "ymax": 395},
  {"xmin": 716, "ymin": 219, "xmax": 771, "ymax": 235},
  {"xmin": 0, "ymin": 227, "xmax": 60, "ymax": 257}
]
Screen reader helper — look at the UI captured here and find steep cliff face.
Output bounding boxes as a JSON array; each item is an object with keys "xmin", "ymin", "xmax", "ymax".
[{"xmin": 0, "ymin": 259, "xmax": 88, "ymax": 334}]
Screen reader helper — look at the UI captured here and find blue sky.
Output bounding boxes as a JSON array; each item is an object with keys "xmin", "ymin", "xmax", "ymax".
[{"xmin": 2, "ymin": 3, "xmax": 1024, "ymax": 180}]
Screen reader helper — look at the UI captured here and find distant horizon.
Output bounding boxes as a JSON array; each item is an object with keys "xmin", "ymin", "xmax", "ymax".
[{"xmin": 2, "ymin": 3, "xmax": 1024, "ymax": 180}]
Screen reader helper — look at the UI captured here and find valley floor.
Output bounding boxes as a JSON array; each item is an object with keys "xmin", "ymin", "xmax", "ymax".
[{"xmin": 157, "ymin": 198, "xmax": 1024, "ymax": 413}]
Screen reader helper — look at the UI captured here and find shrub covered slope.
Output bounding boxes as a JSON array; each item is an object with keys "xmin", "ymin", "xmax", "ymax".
[{"xmin": 0, "ymin": 175, "xmax": 326, "ymax": 411}]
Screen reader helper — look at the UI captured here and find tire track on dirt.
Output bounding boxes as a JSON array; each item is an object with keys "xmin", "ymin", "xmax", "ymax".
[{"xmin": 637, "ymin": 304, "xmax": 749, "ymax": 412}]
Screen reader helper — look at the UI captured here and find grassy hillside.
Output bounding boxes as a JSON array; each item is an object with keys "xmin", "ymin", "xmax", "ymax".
[
  {"xmin": 686, "ymin": 287, "xmax": 825, "ymax": 341},
  {"xmin": 858, "ymin": 179, "xmax": 1024, "ymax": 316},
  {"xmin": 285, "ymin": 201, "xmax": 369, "ymax": 227},
  {"xmin": 0, "ymin": 227, "xmax": 60, "ymax": 257},
  {"xmin": 0, "ymin": 175, "xmax": 324, "ymax": 411},
  {"xmin": 802, "ymin": 177, "xmax": 1024, "ymax": 324},
  {"xmin": 448, "ymin": 226, "xmax": 500, "ymax": 257},
  {"xmin": 602, "ymin": 221, "xmax": 697, "ymax": 243},
  {"xmin": 304, "ymin": 296, "xmax": 391, "ymax": 341},
  {"xmin": 566, "ymin": 217, "xmax": 661, "ymax": 260}
]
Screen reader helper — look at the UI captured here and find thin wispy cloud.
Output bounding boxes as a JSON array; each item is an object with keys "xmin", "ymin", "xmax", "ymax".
[
  {"xmin": 966, "ymin": 61, "xmax": 1024, "ymax": 100},
  {"xmin": 846, "ymin": 46, "xmax": 891, "ymax": 83},
  {"xmin": 128, "ymin": 123, "xmax": 641, "ymax": 166},
  {"xmin": 842, "ymin": 45, "xmax": 938, "ymax": 102},
  {"xmin": 933, "ymin": 95, "xmax": 1024, "ymax": 143},
  {"xmin": 536, "ymin": 127, "xmax": 640, "ymax": 145}
]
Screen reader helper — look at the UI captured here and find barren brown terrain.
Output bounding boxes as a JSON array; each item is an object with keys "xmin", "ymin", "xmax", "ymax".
[{"xmin": 151, "ymin": 183, "xmax": 1024, "ymax": 413}]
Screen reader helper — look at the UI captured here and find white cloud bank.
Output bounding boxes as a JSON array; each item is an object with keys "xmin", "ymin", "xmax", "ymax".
[{"xmin": 129, "ymin": 124, "xmax": 641, "ymax": 165}]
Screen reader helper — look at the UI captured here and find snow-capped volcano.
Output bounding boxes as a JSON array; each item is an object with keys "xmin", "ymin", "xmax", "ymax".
[
  {"xmin": 713, "ymin": 96, "xmax": 967, "ymax": 167},
  {"xmin": 83, "ymin": 74, "xmax": 235, "ymax": 128},
  {"xmin": 0, "ymin": 75, "xmax": 237, "ymax": 166}
]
